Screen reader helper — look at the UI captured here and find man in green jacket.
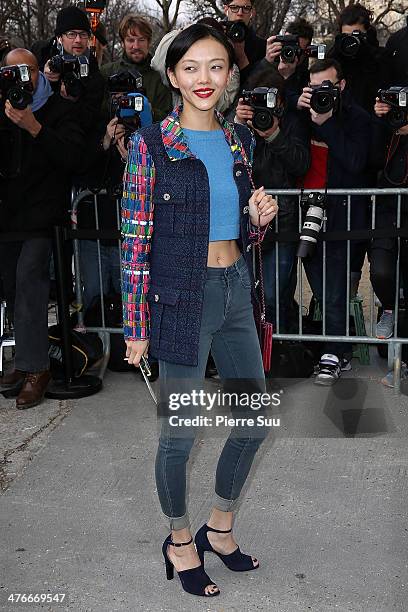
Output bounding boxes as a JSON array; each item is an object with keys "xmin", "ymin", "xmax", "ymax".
[{"xmin": 100, "ymin": 14, "xmax": 172, "ymax": 122}]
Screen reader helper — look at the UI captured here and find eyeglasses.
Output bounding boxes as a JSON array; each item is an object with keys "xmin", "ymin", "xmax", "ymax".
[
  {"xmin": 64, "ymin": 31, "xmax": 90, "ymax": 40},
  {"xmin": 228, "ymin": 4, "xmax": 252, "ymax": 14}
]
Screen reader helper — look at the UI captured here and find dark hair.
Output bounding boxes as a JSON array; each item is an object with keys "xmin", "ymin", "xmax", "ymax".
[
  {"xmin": 245, "ymin": 67, "xmax": 285, "ymax": 99},
  {"xmin": 286, "ymin": 18, "xmax": 314, "ymax": 42},
  {"xmin": 165, "ymin": 24, "xmax": 235, "ymax": 92},
  {"xmin": 338, "ymin": 3, "xmax": 372, "ymax": 31},
  {"xmin": 196, "ymin": 17, "xmax": 224, "ymax": 34},
  {"xmin": 309, "ymin": 57, "xmax": 344, "ymax": 81}
]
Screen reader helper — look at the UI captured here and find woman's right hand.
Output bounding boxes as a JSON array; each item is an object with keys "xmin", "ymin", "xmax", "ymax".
[{"xmin": 125, "ymin": 339, "xmax": 149, "ymax": 367}]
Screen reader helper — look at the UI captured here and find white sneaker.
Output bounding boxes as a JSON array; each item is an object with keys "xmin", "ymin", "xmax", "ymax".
[{"xmin": 314, "ymin": 354, "xmax": 341, "ymax": 386}]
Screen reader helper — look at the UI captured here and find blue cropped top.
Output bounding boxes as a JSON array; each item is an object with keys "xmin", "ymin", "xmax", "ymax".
[{"xmin": 183, "ymin": 128, "xmax": 240, "ymax": 241}]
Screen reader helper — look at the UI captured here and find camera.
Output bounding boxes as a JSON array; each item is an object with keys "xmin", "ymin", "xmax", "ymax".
[
  {"xmin": 84, "ymin": 0, "xmax": 106, "ymax": 12},
  {"xmin": 108, "ymin": 69, "xmax": 152, "ymax": 138},
  {"xmin": 225, "ymin": 20, "xmax": 247, "ymax": 43},
  {"xmin": 297, "ymin": 192, "xmax": 326, "ymax": 258},
  {"xmin": 107, "ymin": 68, "xmax": 143, "ymax": 94},
  {"xmin": 48, "ymin": 54, "xmax": 89, "ymax": 98},
  {"xmin": 335, "ymin": 31, "xmax": 367, "ymax": 58},
  {"xmin": 0, "ymin": 64, "xmax": 33, "ymax": 110},
  {"xmin": 242, "ymin": 87, "xmax": 283, "ymax": 131},
  {"xmin": 274, "ymin": 35, "xmax": 301, "ymax": 64},
  {"xmin": 310, "ymin": 80, "xmax": 340, "ymax": 114},
  {"xmin": 303, "ymin": 44, "xmax": 326, "ymax": 60},
  {"xmin": 378, "ymin": 86, "xmax": 408, "ymax": 129}
]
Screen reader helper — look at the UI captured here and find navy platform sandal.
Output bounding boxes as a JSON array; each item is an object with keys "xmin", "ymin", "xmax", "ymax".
[
  {"xmin": 195, "ymin": 524, "xmax": 259, "ymax": 571},
  {"xmin": 162, "ymin": 535, "xmax": 220, "ymax": 597}
]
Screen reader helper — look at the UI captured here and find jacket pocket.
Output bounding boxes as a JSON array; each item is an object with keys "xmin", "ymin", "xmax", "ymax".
[{"xmin": 147, "ymin": 285, "xmax": 181, "ymax": 353}]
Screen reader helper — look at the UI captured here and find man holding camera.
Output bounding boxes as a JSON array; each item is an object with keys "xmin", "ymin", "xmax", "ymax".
[
  {"xmin": 0, "ymin": 49, "xmax": 84, "ymax": 408},
  {"xmin": 327, "ymin": 3, "xmax": 388, "ymax": 114},
  {"xmin": 100, "ymin": 14, "xmax": 172, "ymax": 122},
  {"xmin": 223, "ymin": 0, "xmax": 266, "ymax": 85},
  {"xmin": 297, "ymin": 58, "xmax": 371, "ymax": 385},
  {"xmin": 40, "ymin": 5, "xmax": 105, "ymax": 131}
]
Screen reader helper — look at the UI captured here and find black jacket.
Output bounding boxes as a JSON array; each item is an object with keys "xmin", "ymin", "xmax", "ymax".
[
  {"xmin": 240, "ymin": 27, "xmax": 267, "ymax": 88},
  {"xmin": 252, "ymin": 110, "xmax": 310, "ymax": 241},
  {"xmin": 304, "ymin": 92, "xmax": 372, "ymax": 231},
  {"xmin": 385, "ymin": 20, "xmax": 408, "ymax": 86},
  {"xmin": 0, "ymin": 94, "xmax": 85, "ymax": 233}
]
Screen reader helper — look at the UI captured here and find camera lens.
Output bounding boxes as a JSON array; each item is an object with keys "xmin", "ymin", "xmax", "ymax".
[
  {"xmin": 281, "ymin": 46, "xmax": 296, "ymax": 63},
  {"xmin": 8, "ymin": 87, "xmax": 32, "ymax": 110},
  {"xmin": 387, "ymin": 108, "xmax": 408, "ymax": 130},
  {"xmin": 340, "ymin": 35, "xmax": 360, "ymax": 57},
  {"xmin": 252, "ymin": 109, "xmax": 274, "ymax": 131},
  {"xmin": 226, "ymin": 22, "xmax": 246, "ymax": 43}
]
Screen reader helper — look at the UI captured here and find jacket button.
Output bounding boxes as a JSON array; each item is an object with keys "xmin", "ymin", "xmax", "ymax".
[
  {"xmin": 243, "ymin": 206, "xmax": 249, "ymax": 214},
  {"xmin": 154, "ymin": 294, "xmax": 160, "ymax": 302},
  {"xmin": 163, "ymin": 193, "xmax": 171, "ymax": 201},
  {"xmin": 235, "ymin": 170, "xmax": 242, "ymax": 177},
  {"xmin": 246, "ymin": 244, "xmax": 252, "ymax": 252}
]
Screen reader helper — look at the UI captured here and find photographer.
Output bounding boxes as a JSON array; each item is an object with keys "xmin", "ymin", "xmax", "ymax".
[
  {"xmin": 297, "ymin": 58, "xmax": 371, "ymax": 385},
  {"xmin": 369, "ymin": 95, "xmax": 408, "ymax": 341},
  {"xmin": 36, "ymin": 5, "xmax": 105, "ymax": 131},
  {"xmin": 235, "ymin": 69, "xmax": 310, "ymax": 330},
  {"xmin": 0, "ymin": 49, "xmax": 84, "ymax": 408},
  {"xmin": 100, "ymin": 14, "xmax": 172, "ymax": 122},
  {"xmin": 223, "ymin": 0, "xmax": 266, "ymax": 85},
  {"xmin": 327, "ymin": 3, "xmax": 388, "ymax": 113},
  {"xmin": 262, "ymin": 18, "xmax": 315, "ymax": 109},
  {"xmin": 385, "ymin": 17, "xmax": 408, "ymax": 86}
]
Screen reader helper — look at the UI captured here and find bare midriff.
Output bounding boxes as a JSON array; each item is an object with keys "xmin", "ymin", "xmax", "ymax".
[{"xmin": 207, "ymin": 240, "xmax": 241, "ymax": 268}]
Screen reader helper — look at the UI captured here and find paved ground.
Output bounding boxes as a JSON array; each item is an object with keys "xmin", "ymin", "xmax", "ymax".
[{"xmin": 0, "ymin": 348, "xmax": 407, "ymax": 612}]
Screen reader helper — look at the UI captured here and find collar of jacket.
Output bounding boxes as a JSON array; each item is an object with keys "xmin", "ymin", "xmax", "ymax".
[
  {"xmin": 160, "ymin": 104, "xmax": 250, "ymax": 165},
  {"xmin": 120, "ymin": 52, "xmax": 152, "ymax": 74}
]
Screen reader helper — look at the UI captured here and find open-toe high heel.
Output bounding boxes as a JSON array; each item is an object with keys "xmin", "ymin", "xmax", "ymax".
[
  {"xmin": 195, "ymin": 524, "xmax": 259, "ymax": 572},
  {"xmin": 162, "ymin": 535, "xmax": 220, "ymax": 597}
]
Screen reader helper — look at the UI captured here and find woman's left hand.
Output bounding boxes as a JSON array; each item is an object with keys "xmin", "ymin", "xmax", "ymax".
[{"xmin": 248, "ymin": 186, "xmax": 278, "ymax": 227}]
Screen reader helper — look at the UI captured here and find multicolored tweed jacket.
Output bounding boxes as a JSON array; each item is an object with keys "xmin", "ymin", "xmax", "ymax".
[{"xmin": 121, "ymin": 105, "xmax": 260, "ymax": 364}]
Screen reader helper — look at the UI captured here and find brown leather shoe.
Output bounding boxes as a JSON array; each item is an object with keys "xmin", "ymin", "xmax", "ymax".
[
  {"xmin": 0, "ymin": 369, "xmax": 26, "ymax": 388},
  {"xmin": 16, "ymin": 371, "xmax": 51, "ymax": 410}
]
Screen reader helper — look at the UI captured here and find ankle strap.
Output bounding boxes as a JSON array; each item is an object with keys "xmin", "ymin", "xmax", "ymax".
[
  {"xmin": 169, "ymin": 536, "xmax": 193, "ymax": 547},
  {"xmin": 206, "ymin": 524, "xmax": 232, "ymax": 534}
]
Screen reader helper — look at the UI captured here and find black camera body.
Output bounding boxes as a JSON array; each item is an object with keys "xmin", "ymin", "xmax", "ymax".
[
  {"xmin": 242, "ymin": 87, "xmax": 283, "ymax": 131},
  {"xmin": 310, "ymin": 80, "xmax": 340, "ymax": 114},
  {"xmin": 297, "ymin": 192, "xmax": 327, "ymax": 258},
  {"xmin": 225, "ymin": 20, "xmax": 247, "ymax": 43},
  {"xmin": 0, "ymin": 64, "xmax": 33, "ymax": 110},
  {"xmin": 274, "ymin": 34, "xmax": 301, "ymax": 64},
  {"xmin": 378, "ymin": 86, "xmax": 408, "ymax": 129},
  {"xmin": 107, "ymin": 68, "xmax": 143, "ymax": 94},
  {"xmin": 84, "ymin": 0, "xmax": 106, "ymax": 11},
  {"xmin": 336, "ymin": 30, "xmax": 367, "ymax": 58},
  {"xmin": 304, "ymin": 44, "xmax": 326, "ymax": 60},
  {"xmin": 49, "ymin": 54, "xmax": 89, "ymax": 98}
]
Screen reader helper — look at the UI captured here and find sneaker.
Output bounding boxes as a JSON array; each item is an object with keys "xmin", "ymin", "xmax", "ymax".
[
  {"xmin": 381, "ymin": 362, "xmax": 408, "ymax": 388},
  {"xmin": 376, "ymin": 311, "xmax": 394, "ymax": 339},
  {"xmin": 314, "ymin": 354, "xmax": 341, "ymax": 386},
  {"xmin": 341, "ymin": 356, "xmax": 352, "ymax": 371}
]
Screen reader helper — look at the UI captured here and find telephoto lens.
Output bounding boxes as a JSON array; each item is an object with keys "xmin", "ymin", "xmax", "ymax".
[{"xmin": 297, "ymin": 193, "xmax": 326, "ymax": 258}]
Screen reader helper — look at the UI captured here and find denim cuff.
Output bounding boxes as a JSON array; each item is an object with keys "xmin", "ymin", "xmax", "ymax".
[
  {"xmin": 164, "ymin": 512, "xmax": 190, "ymax": 531},
  {"xmin": 213, "ymin": 492, "xmax": 239, "ymax": 512}
]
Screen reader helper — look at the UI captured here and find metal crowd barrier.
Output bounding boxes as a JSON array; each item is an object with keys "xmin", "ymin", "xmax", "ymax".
[{"xmin": 69, "ymin": 187, "xmax": 408, "ymax": 394}]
